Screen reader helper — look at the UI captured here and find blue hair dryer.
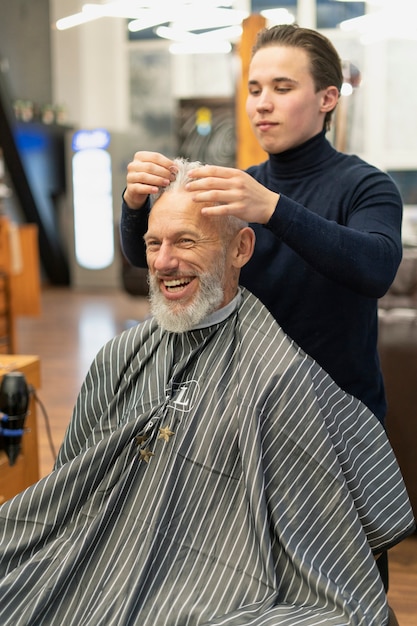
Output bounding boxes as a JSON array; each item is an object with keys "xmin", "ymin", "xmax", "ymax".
[{"xmin": 0, "ymin": 372, "xmax": 30, "ymax": 466}]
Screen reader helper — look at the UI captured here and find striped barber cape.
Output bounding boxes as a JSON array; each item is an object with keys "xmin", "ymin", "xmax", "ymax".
[{"xmin": 0, "ymin": 288, "xmax": 415, "ymax": 626}]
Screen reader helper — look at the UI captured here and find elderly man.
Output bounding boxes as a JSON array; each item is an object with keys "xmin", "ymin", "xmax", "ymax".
[{"xmin": 0, "ymin": 159, "xmax": 414, "ymax": 626}]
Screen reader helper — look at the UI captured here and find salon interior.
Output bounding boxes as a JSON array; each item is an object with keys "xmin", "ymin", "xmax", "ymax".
[{"xmin": 0, "ymin": 0, "xmax": 416, "ymax": 622}]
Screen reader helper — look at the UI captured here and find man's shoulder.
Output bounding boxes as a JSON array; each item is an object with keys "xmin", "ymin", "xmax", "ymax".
[
  {"xmin": 236, "ymin": 288, "xmax": 320, "ymax": 390},
  {"xmin": 238, "ymin": 287, "xmax": 290, "ymax": 346},
  {"xmin": 238, "ymin": 286, "xmax": 274, "ymax": 318},
  {"xmin": 101, "ymin": 316, "xmax": 162, "ymax": 357},
  {"xmin": 331, "ymin": 149, "xmax": 392, "ymax": 180}
]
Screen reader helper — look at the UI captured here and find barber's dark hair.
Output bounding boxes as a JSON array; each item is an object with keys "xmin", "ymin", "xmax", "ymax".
[{"xmin": 252, "ymin": 24, "xmax": 343, "ymax": 131}]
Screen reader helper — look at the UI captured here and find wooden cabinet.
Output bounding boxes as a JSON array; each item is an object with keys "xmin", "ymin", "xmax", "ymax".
[
  {"xmin": 0, "ymin": 355, "xmax": 40, "ymax": 504},
  {"xmin": 0, "ymin": 216, "xmax": 41, "ymax": 354}
]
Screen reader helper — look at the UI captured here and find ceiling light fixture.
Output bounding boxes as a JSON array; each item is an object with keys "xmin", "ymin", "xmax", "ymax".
[
  {"xmin": 56, "ymin": 1, "xmax": 246, "ymax": 31},
  {"xmin": 155, "ymin": 23, "xmax": 242, "ymax": 53},
  {"xmin": 128, "ymin": 7, "xmax": 247, "ymax": 33},
  {"xmin": 55, "ymin": 1, "xmax": 248, "ymax": 55}
]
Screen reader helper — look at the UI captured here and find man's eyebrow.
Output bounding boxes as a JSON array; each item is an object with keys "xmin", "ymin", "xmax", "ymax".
[
  {"xmin": 144, "ymin": 229, "xmax": 198, "ymax": 242},
  {"xmin": 248, "ymin": 77, "xmax": 298, "ymax": 86}
]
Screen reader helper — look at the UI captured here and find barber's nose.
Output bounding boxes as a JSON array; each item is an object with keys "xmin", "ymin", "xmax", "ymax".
[
  {"xmin": 153, "ymin": 242, "xmax": 179, "ymax": 272},
  {"xmin": 256, "ymin": 91, "xmax": 273, "ymax": 112}
]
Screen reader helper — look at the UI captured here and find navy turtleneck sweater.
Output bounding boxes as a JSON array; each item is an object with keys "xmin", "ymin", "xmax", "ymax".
[{"xmin": 120, "ymin": 131, "xmax": 403, "ymax": 423}]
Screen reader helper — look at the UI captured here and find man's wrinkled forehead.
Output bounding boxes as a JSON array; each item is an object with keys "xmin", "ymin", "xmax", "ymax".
[{"xmin": 147, "ymin": 189, "xmax": 221, "ymax": 241}]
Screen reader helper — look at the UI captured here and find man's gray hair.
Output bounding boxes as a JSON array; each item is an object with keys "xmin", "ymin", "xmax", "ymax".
[{"xmin": 152, "ymin": 157, "xmax": 248, "ymax": 239}]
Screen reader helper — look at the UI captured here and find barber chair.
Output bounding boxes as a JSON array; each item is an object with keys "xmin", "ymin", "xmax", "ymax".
[
  {"xmin": 388, "ymin": 606, "xmax": 400, "ymax": 626},
  {"xmin": 378, "ymin": 248, "xmax": 417, "ymax": 522}
]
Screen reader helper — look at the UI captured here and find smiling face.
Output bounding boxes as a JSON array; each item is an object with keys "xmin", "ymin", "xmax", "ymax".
[
  {"xmin": 144, "ymin": 189, "xmax": 243, "ymax": 332},
  {"xmin": 246, "ymin": 45, "xmax": 338, "ymax": 154}
]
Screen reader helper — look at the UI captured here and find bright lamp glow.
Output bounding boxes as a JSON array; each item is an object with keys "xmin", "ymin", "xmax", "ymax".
[
  {"xmin": 175, "ymin": 8, "xmax": 247, "ymax": 31},
  {"xmin": 155, "ymin": 22, "xmax": 241, "ymax": 54},
  {"xmin": 129, "ymin": 6, "xmax": 247, "ymax": 33},
  {"xmin": 128, "ymin": 12, "xmax": 171, "ymax": 32},
  {"xmin": 72, "ymin": 147, "xmax": 114, "ymax": 270},
  {"xmin": 83, "ymin": 1, "xmax": 153, "ymax": 17},
  {"xmin": 341, "ymin": 82, "xmax": 353, "ymax": 96},
  {"xmin": 156, "ymin": 24, "xmax": 242, "ymax": 42},
  {"xmin": 56, "ymin": 12, "xmax": 101, "ymax": 30},
  {"xmin": 56, "ymin": 1, "xmax": 248, "ymax": 35},
  {"xmin": 170, "ymin": 40, "xmax": 232, "ymax": 54},
  {"xmin": 261, "ymin": 8, "xmax": 296, "ymax": 25}
]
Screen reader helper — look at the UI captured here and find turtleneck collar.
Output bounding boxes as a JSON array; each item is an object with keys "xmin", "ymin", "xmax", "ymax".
[{"xmin": 267, "ymin": 130, "xmax": 336, "ymax": 178}]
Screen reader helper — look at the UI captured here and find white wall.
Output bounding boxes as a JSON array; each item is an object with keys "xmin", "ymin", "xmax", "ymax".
[{"xmin": 50, "ymin": 0, "xmax": 129, "ymax": 131}]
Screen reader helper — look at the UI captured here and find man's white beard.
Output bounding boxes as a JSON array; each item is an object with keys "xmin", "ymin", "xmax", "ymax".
[{"xmin": 148, "ymin": 259, "xmax": 226, "ymax": 333}]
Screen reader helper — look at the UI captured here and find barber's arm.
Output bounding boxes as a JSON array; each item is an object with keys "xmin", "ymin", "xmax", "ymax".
[
  {"xmin": 185, "ymin": 164, "xmax": 403, "ymax": 298},
  {"xmin": 120, "ymin": 200, "xmax": 150, "ymax": 268},
  {"xmin": 264, "ymin": 176, "xmax": 402, "ymax": 298}
]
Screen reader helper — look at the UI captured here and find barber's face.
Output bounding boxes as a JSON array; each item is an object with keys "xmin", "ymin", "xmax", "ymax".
[
  {"xmin": 246, "ymin": 45, "xmax": 332, "ymax": 154},
  {"xmin": 144, "ymin": 190, "xmax": 235, "ymax": 331}
]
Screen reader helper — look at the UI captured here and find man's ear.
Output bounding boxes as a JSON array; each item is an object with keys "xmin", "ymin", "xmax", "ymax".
[
  {"xmin": 320, "ymin": 85, "xmax": 339, "ymax": 114},
  {"xmin": 232, "ymin": 227, "xmax": 256, "ymax": 269}
]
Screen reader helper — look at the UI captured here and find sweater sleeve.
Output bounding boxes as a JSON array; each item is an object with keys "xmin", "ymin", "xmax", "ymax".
[
  {"xmin": 265, "ymin": 169, "xmax": 403, "ymax": 298},
  {"xmin": 119, "ymin": 196, "xmax": 150, "ymax": 268},
  {"xmin": 120, "ymin": 166, "xmax": 403, "ymax": 298}
]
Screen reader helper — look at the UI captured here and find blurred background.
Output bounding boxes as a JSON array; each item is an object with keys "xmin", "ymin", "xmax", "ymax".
[
  {"xmin": 1, "ymin": 0, "xmax": 416, "ymax": 293},
  {"xmin": 0, "ymin": 3, "xmax": 416, "ymax": 621}
]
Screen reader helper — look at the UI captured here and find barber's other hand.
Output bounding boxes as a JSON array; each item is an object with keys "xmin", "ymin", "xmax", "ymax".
[
  {"xmin": 123, "ymin": 151, "xmax": 177, "ymax": 209},
  {"xmin": 186, "ymin": 165, "xmax": 279, "ymax": 225}
]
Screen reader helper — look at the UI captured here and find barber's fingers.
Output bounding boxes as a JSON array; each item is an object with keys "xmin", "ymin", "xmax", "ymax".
[
  {"xmin": 186, "ymin": 165, "xmax": 240, "ymax": 189},
  {"xmin": 127, "ymin": 151, "xmax": 177, "ymax": 186},
  {"xmin": 185, "ymin": 166, "xmax": 254, "ymax": 204},
  {"xmin": 131, "ymin": 151, "xmax": 175, "ymax": 171},
  {"xmin": 199, "ymin": 193, "xmax": 277, "ymax": 225},
  {"xmin": 133, "ymin": 150, "xmax": 173, "ymax": 168},
  {"xmin": 124, "ymin": 152, "xmax": 178, "ymax": 207},
  {"xmin": 195, "ymin": 179, "xmax": 278, "ymax": 225}
]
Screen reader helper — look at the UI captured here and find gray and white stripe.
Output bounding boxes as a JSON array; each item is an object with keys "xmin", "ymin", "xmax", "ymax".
[{"xmin": 0, "ymin": 288, "xmax": 414, "ymax": 625}]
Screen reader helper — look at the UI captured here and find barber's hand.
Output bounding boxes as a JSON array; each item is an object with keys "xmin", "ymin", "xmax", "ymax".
[
  {"xmin": 186, "ymin": 165, "xmax": 279, "ymax": 225},
  {"xmin": 123, "ymin": 151, "xmax": 177, "ymax": 209}
]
